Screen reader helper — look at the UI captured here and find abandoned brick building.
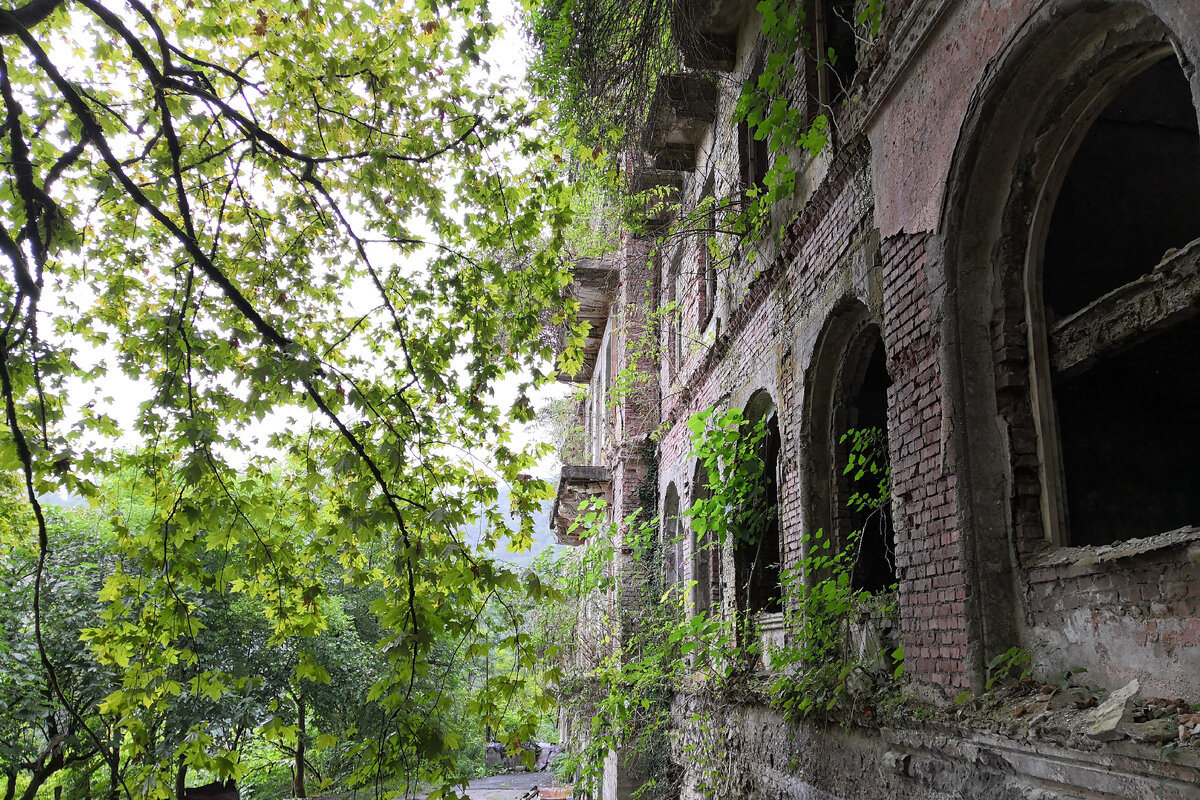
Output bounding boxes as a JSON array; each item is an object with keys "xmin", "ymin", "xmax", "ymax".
[{"xmin": 548, "ymin": 0, "xmax": 1200, "ymax": 797}]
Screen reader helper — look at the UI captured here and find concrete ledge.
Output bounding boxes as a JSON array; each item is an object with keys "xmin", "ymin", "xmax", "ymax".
[{"xmin": 551, "ymin": 465, "xmax": 611, "ymax": 545}]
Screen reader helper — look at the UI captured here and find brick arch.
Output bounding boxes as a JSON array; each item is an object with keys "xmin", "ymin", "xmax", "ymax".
[
  {"xmin": 941, "ymin": 0, "xmax": 1197, "ymax": 691},
  {"xmin": 734, "ymin": 389, "xmax": 783, "ymax": 615},
  {"xmin": 802, "ymin": 298, "xmax": 892, "ymax": 557}
]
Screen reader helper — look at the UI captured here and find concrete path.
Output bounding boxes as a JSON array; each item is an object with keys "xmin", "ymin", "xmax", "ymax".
[{"xmin": 462, "ymin": 773, "xmax": 569, "ymax": 800}]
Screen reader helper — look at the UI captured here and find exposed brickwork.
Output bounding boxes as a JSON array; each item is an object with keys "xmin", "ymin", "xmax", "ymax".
[
  {"xmin": 1026, "ymin": 546, "xmax": 1200, "ymax": 629},
  {"xmin": 558, "ymin": 1, "xmax": 1200, "ymax": 797},
  {"xmin": 880, "ymin": 231, "xmax": 968, "ymax": 691}
]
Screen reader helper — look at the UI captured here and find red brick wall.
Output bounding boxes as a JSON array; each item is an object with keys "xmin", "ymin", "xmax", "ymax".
[{"xmin": 880, "ymin": 232, "xmax": 968, "ymax": 692}]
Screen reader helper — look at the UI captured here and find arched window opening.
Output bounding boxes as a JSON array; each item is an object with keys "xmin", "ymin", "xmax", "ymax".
[
  {"xmin": 1040, "ymin": 54, "xmax": 1200, "ymax": 546},
  {"xmin": 662, "ymin": 483, "xmax": 683, "ymax": 587},
  {"xmin": 735, "ymin": 401, "xmax": 783, "ymax": 615},
  {"xmin": 835, "ymin": 333, "xmax": 896, "ymax": 593},
  {"xmin": 1043, "ymin": 58, "xmax": 1200, "ymax": 317},
  {"xmin": 689, "ymin": 461, "xmax": 721, "ymax": 617}
]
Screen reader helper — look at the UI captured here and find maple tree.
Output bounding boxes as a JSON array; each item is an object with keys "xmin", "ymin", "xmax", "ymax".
[{"xmin": 0, "ymin": 0, "xmax": 578, "ymax": 796}]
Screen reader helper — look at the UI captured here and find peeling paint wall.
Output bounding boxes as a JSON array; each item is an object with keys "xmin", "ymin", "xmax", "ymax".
[{"xmin": 565, "ymin": 1, "xmax": 1200, "ymax": 797}]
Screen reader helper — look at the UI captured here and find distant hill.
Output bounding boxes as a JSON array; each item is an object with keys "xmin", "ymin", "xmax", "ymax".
[
  {"xmin": 38, "ymin": 492, "xmax": 88, "ymax": 508},
  {"xmin": 38, "ymin": 489, "xmax": 561, "ymax": 568},
  {"xmin": 461, "ymin": 492, "xmax": 562, "ymax": 569}
]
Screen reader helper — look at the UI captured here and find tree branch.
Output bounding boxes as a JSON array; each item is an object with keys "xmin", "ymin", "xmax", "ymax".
[{"xmin": 0, "ymin": 0, "xmax": 63, "ymax": 36}]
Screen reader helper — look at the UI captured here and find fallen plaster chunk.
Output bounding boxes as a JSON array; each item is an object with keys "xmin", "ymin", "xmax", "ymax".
[
  {"xmin": 1125, "ymin": 719, "xmax": 1179, "ymax": 743},
  {"xmin": 1083, "ymin": 680, "xmax": 1139, "ymax": 742}
]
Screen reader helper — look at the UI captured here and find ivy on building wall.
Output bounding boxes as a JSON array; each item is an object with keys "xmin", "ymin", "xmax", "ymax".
[{"xmin": 540, "ymin": 407, "xmax": 905, "ymax": 793}]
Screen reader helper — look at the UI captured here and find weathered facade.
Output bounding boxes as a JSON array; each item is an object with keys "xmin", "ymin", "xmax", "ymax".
[{"xmin": 550, "ymin": 1, "xmax": 1200, "ymax": 797}]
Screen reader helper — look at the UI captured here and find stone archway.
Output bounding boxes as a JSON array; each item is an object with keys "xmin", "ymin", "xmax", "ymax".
[{"xmin": 940, "ymin": 0, "xmax": 1199, "ymax": 690}]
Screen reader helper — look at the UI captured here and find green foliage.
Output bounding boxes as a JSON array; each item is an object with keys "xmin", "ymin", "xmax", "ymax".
[
  {"xmin": 535, "ymin": 393, "xmax": 590, "ymax": 466},
  {"xmin": 984, "ymin": 647, "xmax": 1034, "ymax": 692},
  {"xmin": 522, "ymin": 0, "xmax": 677, "ymax": 149},
  {"xmin": 0, "ymin": 1, "xmax": 585, "ymax": 797},
  {"xmin": 1, "ymin": 500, "xmax": 116, "ymax": 800},
  {"xmin": 841, "ymin": 427, "xmax": 891, "ymax": 515},
  {"xmin": 768, "ymin": 426, "xmax": 899, "ymax": 720},
  {"xmin": 684, "ymin": 407, "xmax": 773, "ymax": 559},
  {"xmin": 731, "ymin": 0, "xmax": 880, "ymax": 245},
  {"xmin": 537, "ymin": 499, "xmax": 700, "ymax": 800}
]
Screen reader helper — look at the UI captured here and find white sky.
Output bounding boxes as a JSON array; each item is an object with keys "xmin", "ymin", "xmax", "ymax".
[{"xmin": 48, "ymin": 0, "xmax": 574, "ymax": 524}]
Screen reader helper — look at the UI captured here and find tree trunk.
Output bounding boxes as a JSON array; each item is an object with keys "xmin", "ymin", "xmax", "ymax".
[
  {"xmin": 19, "ymin": 714, "xmax": 66, "ymax": 800},
  {"xmin": 292, "ymin": 695, "xmax": 306, "ymax": 799},
  {"xmin": 175, "ymin": 756, "xmax": 188, "ymax": 800},
  {"xmin": 107, "ymin": 749, "xmax": 119, "ymax": 800},
  {"xmin": 19, "ymin": 754, "xmax": 63, "ymax": 800},
  {"xmin": 4, "ymin": 770, "xmax": 17, "ymax": 800}
]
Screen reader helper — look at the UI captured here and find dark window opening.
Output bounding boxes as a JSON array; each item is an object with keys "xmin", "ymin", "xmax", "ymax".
[
  {"xmin": 700, "ymin": 183, "xmax": 715, "ymax": 331},
  {"xmin": 736, "ymin": 412, "xmax": 783, "ymax": 614},
  {"xmin": 699, "ymin": 198, "xmax": 717, "ymax": 329},
  {"xmin": 823, "ymin": 0, "xmax": 859, "ymax": 104},
  {"xmin": 734, "ymin": 51, "xmax": 772, "ymax": 191},
  {"xmin": 1043, "ymin": 57, "xmax": 1200, "ymax": 319},
  {"xmin": 1055, "ymin": 315, "xmax": 1200, "ymax": 546},
  {"xmin": 1042, "ymin": 55, "xmax": 1200, "ymax": 547},
  {"xmin": 663, "ymin": 484, "xmax": 682, "ymax": 586},
  {"xmin": 738, "ymin": 119, "xmax": 769, "ymax": 194},
  {"xmin": 838, "ymin": 336, "xmax": 896, "ymax": 593},
  {"xmin": 691, "ymin": 462, "xmax": 721, "ymax": 617},
  {"xmin": 666, "ymin": 260, "xmax": 680, "ymax": 380},
  {"xmin": 738, "ymin": 53, "xmax": 769, "ymax": 193}
]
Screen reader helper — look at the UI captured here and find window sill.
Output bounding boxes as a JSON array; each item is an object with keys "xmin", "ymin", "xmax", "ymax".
[
  {"xmin": 752, "ymin": 611, "xmax": 787, "ymax": 672},
  {"xmin": 1025, "ymin": 524, "xmax": 1200, "ymax": 582}
]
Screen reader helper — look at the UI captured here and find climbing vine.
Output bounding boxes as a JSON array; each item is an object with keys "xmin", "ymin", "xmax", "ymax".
[{"xmin": 541, "ymin": 407, "xmax": 906, "ymax": 796}]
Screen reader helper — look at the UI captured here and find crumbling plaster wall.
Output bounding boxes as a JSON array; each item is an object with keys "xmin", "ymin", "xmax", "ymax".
[
  {"xmin": 671, "ymin": 689, "xmax": 1200, "ymax": 800},
  {"xmin": 868, "ymin": 0, "xmax": 1200, "ymax": 238},
  {"xmin": 912, "ymin": 0, "xmax": 1200, "ymax": 697},
  {"xmin": 616, "ymin": 0, "xmax": 1200, "ymax": 797}
]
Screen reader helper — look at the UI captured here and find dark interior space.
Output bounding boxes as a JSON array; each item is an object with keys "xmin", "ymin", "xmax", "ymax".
[
  {"xmin": 739, "ymin": 54, "xmax": 770, "ymax": 192},
  {"xmin": 692, "ymin": 461, "xmax": 720, "ymax": 615},
  {"xmin": 737, "ymin": 414, "xmax": 783, "ymax": 614},
  {"xmin": 663, "ymin": 485, "xmax": 681, "ymax": 586},
  {"xmin": 844, "ymin": 337, "xmax": 897, "ymax": 593},
  {"xmin": 1043, "ymin": 57, "xmax": 1200, "ymax": 319},
  {"xmin": 1055, "ymin": 314, "xmax": 1200, "ymax": 546},
  {"xmin": 826, "ymin": 0, "xmax": 859, "ymax": 102}
]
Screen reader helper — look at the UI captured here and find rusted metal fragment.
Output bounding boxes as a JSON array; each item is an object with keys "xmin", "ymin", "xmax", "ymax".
[{"xmin": 1049, "ymin": 239, "xmax": 1200, "ymax": 376}]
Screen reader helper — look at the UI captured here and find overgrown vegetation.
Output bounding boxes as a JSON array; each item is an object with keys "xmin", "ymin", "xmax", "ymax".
[
  {"xmin": 524, "ymin": 0, "xmax": 884, "ymax": 248},
  {"xmin": 0, "ymin": 1, "xmax": 584, "ymax": 797},
  {"xmin": 539, "ymin": 407, "xmax": 905, "ymax": 797},
  {"xmin": 2, "ymin": 477, "xmax": 561, "ymax": 800},
  {"xmin": 768, "ymin": 425, "xmax": 902, "ymax": 721}
]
